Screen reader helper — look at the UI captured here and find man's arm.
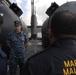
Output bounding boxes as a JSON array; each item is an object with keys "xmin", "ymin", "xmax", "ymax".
[
  {"xmin": 24, "ymin": 33, "xmax": 29, "ymax": 48},
  {"xmin": 7, "ymin": 43, "xmax": 11, "ymax": 48}
]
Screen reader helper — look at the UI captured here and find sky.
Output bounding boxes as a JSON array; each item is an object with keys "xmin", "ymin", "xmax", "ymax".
[{"xmin": 11, "ymin": 0, "xmax": 76, "ymax": 26}]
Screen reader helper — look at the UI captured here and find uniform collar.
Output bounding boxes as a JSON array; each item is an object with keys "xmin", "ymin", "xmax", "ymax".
[
  {"xmin": 53, "ymin": 39, "xmax": 76, "ymax": 47},
  {"xmin": 14, "ymin": 31, "xmax": 22, "ymax": 34}
]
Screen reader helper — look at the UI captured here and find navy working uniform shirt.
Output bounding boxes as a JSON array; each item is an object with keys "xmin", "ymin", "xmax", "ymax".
[
  {"xmin": 6, "ymin": 31, "xmax": 28, "ymax": 58},
  {"xmin": 23, "ymin": 39, "xmax": 76, "ymax": 75}
]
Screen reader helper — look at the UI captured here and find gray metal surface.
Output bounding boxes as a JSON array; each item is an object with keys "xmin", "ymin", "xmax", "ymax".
[
  {"xmin": 53, "ymin": 1, "xmax": 76, "ymax": 16},
  {"xmin": 26, "ymin": 39, "xmax": 43, "ymax": 60}
]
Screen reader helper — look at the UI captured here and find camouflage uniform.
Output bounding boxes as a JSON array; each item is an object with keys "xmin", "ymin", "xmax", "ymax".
[{"xmin": 6, "ymin": 31, "xmax": 28, "ymax": 75}]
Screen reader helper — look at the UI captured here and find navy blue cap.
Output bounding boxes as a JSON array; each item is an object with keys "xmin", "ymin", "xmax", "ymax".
[{"xmin": 14, "ymin": 21, "xmax": 22, "ymax": 27}]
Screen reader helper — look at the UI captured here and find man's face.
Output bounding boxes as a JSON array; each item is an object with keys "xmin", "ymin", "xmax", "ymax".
[
  {"xmin": 46, "ymin": 28, "xmax": 52, "ymax": 38},
  {"xmin": 15, "ymin": 25, "xmax": 21, "ymax": 32}
]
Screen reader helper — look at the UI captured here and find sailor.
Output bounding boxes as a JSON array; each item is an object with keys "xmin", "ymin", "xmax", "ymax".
[
  {"xmin": 22, "ymin": 11, "xmax": 76, "ymax": 75},
  {"xmin": 6, "ymin": 20, "xmax": 28, "ymax": 75}
]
